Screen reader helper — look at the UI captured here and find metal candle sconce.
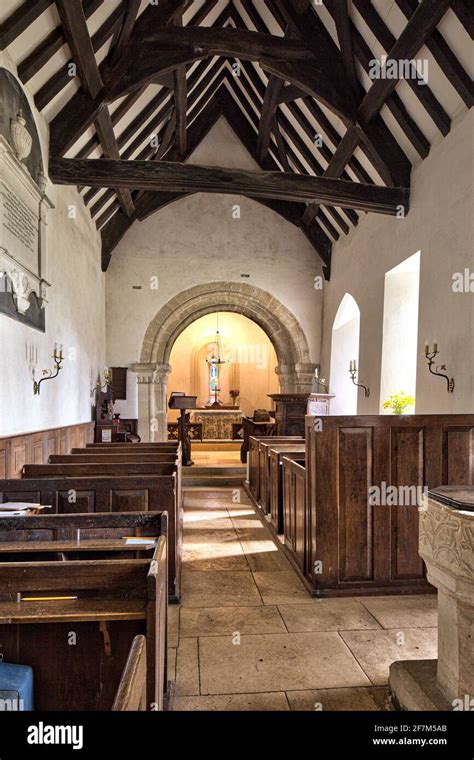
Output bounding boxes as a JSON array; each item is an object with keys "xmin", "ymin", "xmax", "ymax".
[
  {"xmin": 314, "ymin": 367, "xmax": 328, "ymax": 393},
  {"xmin": 425, "ymin": 342, "xmax": 455, "ymax": 393},
  {"xmin": 33, "ymin": 344, "xmax": 63, "ymax": 395},
  {"xmin": 349, "ymin": 360, "xmax": 370, "ymax": 397},
  {"xmin": 91, "ymin": 367, "xmax": 112, "ymax": 397}
]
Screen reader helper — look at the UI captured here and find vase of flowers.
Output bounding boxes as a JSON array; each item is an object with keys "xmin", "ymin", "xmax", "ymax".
[
  {"xmin": 229, "ymin": 388, "xmax": 240, "ymax": 407},
  {"xmin": 383, "ymin": 391, "xmax": 415, "ymax": 415}
]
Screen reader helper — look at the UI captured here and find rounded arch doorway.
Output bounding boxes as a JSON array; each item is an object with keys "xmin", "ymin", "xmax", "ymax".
[{"xmin": 130, "ymin": 282, "xmax": 315, "ymax": 441}]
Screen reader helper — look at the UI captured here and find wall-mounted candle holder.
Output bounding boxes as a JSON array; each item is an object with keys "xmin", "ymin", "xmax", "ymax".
[
  {"xmin": 91, "ymin": 367, "xmax": 112, "ymax": 398},
  {"xmin": 33, "ymin": 344, "xmax": 63, "ymax": 395},
  {"xmin": 425, "ymin": 342, "xmax": 455, "ymax": 393},
  {"xmin": 314, "ymin": 367, "xmax": 328, "ymax": 393},
  {"xmin": 349, "ymin": 360, "xmax": 370, "ymax": 397}
]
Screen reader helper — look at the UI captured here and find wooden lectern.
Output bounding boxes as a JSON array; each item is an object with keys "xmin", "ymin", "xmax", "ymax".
[{"xmin": 168, "ymin": 392, "xmax": 197, "ymax": 466}]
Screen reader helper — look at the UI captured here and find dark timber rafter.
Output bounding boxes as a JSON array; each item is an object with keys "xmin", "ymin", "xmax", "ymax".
[
  {"xmin": 173, "ymin": 15, "xmax": 188, "ymax": 157},
  {"xmin": 93, "ymin": 26, "xmax": 358, "ymax": 122},
  {"xmin": 332, "ymin": 0, "xmax": 361, "ymax": 98},
  {"xmin": 49, "ymin": 157, "xmax": 409, "ymax": 216},
  {"xmin": 1, "ymin": 0, "xmax": 464, "ymax": 281},
  {"xmin": 55, "ymin": 0, "xmax": 134, "ymax": 217}
]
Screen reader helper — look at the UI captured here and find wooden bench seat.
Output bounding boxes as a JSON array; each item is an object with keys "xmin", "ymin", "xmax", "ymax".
[
  {"xmin": 49, "ymin": 453, "xmax": 177, "ymax": 464},
  {"xmin": 22, "ymin": 462, "xmax": 176, "ymax": 477},
  {"xmin": 282, "ymin": 457, "xmax": 306, "ymax": 574},
  {"xmin": 258, "ymin": 438, "xmax": 304, "ymax": 514},
  {"xmin": 248, "ymin": 435, "xmax": 302, "ymax": 505},
  {"xmin": 0, "ymin": 512, "xmax": 168, "ymax": 710},
  {"xmin": 0, "ymin": 478, "xmax": 182, "ymax": 601},
  {"xmin": 269, "ymin": 445, "xmax": 306, "ymax": 533}
]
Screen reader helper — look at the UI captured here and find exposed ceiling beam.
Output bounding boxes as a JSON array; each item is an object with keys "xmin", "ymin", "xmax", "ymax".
[
  {"xmin": 34, "ymin": 2, "xmax": 127, "ymax": 111},
  {"xmin": 54, "ymin": 0, "xmax": 134, "ymax": 217},
  {"xmin": 353, "ymin": 0, "xmax": 451, "ymax": 136},
  {"xmin": 49, "ymin": 157, "xmax": 409, "ymax": 215},
  {"xmin": 109, "ymin": 0, "xmax": 141, "ymax": 65},
  {"xmin": 395, "ymin": 0, "xmax": 473, "ymax": 108},
  {"xmin": 173, "ymin": 16, "xmax": 188, "ymax": 156},
  {"xmin": 357, "ymin": 0, "xmax": 454, "ymax": 124},
  {"xmin": 100, "ymin": 95, "xmax": 222, "ymax": 271},
  {"xmin": 332, "ymin": 0, "xmax": 361, "ymax": 97},
  {"xmin": 104, "ymin": 26, "xmax": 357, "ymax": 124},
  {"xmin": 452, "ymin": 0, "xmax": 474, "ymax": 38},
  {"xmin": 257, "ymin": 76, "xmax": 284, "ymax": 162},
  {"xmin": 0, "ymin": 0, "xmax": 52, "ymax": 50},
  {"xmin": 55, "ymin": 0, "xmax": 103, "ymax": 99},
  {"xmin": 18, "ymin": 0, "xmax": 103, "ymax": 84}
]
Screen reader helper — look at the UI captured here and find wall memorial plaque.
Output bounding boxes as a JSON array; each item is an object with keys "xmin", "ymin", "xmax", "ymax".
[{"xmin": 0, "ymin": 68, "xmax": 53, "ymax": 332}]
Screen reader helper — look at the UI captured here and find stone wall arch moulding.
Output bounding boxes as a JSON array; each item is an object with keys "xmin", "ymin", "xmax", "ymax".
[
  {"xmin": 0, "ymin": 68, "xmax": 54, "ymax": 332},
  {"xmin": 132, "ymin": 282, "xmax": 315, "ymax": 441}
]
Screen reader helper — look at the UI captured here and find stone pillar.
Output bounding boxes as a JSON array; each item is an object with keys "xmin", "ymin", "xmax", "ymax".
[
  {"xmin": 389, "ymin": 490, "xmax": 474, "ymax": 710},
  {"xmin": 151, "ymin": 363, "xmax": 171, "ymax": 442},
  {"xmin": 294, "ymin": 362, "xmax": 318, "ymax": 393},
  {"xmin": 275, "ymin": 363, "xmax": 296, "ymax": 393},
  {"xmin": 129, "ymin": 362, "xmax": 156, "ymax": 442}
]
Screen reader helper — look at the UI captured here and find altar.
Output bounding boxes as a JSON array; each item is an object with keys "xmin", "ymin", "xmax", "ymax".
[{"xmin": 191, "ymin": 409, "xmax": 242, "ymax": 440}]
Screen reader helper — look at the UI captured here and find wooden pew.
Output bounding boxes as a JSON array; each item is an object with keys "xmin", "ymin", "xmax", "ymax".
[
  {"xmin": 0, "ymin": 476, "xmax": 182, "ymax": 601},
  {"xmin": 22, "ymin": 463, "xmax": 176, "ymax": 477},
  {"xmin": 303, "ymin": 413, "xmax": 474, "ymax": 597},
  {"xmin": 85, "ymin": 441, "xmax": 181, "ymax": 451},
  {"xmin": 0, "ymin": 511, "xmax": 168, "ymax": 710},
  {"xmin": 49, "ymin": 454, "xmax": 178, "ymax": 464},
  {"xmin": 282, "ymin": 457, "xmax": 306, "ymax": 574},
  {"xmin": 258, "ymin": 437, "xmax": 304, "ymax": 515},
  {"xmin": 248, "ymin": 435, "xmax": 302, "ymax": 505},
  {"xmin": 112, "ymin": 635, "xmax": 147, "ymax": 711},
  {"xmin": 269, "ymin": 444, "xmax": 306, "ymax": 533},
  {"xmin": 241, "ymin": 416, "xmax": 275, "ymax": 464}
]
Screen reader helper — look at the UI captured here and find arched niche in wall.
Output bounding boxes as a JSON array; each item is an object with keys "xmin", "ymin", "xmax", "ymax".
[
  {"xmin": 189, "ymin": 335, "xmax": 240, "ymax": 406},
  {"xmin": 329, "ymin": 293, "xmax": 360, "ymax": 415},
  {"xmin": 380, "ymin": 251, "xmax": 421, "ymax": 412}
]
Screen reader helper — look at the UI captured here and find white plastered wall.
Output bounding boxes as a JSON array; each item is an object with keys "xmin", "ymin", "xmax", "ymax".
[{"xmin": 0, "ymin": 52, "xmax": 106, "ymax": 436}]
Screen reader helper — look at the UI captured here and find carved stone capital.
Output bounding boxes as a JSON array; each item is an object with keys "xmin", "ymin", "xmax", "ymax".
[{"xmin": 129, "ymin": 362, "xmax": 156, "ymax": 383}]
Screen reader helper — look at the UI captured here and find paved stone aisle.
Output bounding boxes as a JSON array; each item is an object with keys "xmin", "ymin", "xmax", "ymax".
[{"xmin": 170, "ymin": 487, "xmax": 438, "ymax": 711}]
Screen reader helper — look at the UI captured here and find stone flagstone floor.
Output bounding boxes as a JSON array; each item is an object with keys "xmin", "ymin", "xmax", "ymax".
[{"xmin": 169, "ymin": 487, "xmax": 438, "ymax": 711}]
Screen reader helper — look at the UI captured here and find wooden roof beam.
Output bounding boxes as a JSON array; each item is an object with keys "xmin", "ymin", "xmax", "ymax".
[
  {"xmin": 49, "ymin": 157, "xmax": 409, "ymax": 216},
  {"xmin": 332, "ymin": 0, "xmax": 361, "ymax": 98},
  {"xmin": 55, "ymin": 0, "xmax": 134, "ymax": 217},
  {"xmin": 0, "ymin": 0, "xmax": 52, "ymax": 50},
  {"xmin": 257, "ymin": 75, "xmax": 284, "ymax": 162}
]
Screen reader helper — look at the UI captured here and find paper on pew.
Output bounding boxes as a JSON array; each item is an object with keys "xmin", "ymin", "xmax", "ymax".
[
  {"xmin": 123, "ymin": 537, "xmax": 158, "ymax": 545},
  {"xmin": 0, "ymin": 503, "xmax": 49, "ymax": 511}
]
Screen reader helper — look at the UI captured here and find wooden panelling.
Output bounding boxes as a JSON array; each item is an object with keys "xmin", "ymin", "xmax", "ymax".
[
  {"xmin": 0, "ymin": 422, "xmax": 95, "ymax": 478},
  {"xmin": 304, "ymin": 414, "xmax": 474, "ymax": 597},
  {"xmin": 339, "ymin": 428, "xmax": 374, "ymax": 583},
  {"xmin": 390, "ymin": 427, "xmax": 425, "ymax": 580},
  {"xmin": 443, "ymin": 427, "xmax": 474, "ymax": 485}
]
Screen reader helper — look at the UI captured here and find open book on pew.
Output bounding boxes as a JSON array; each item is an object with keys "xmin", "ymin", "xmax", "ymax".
[{"xmin": 0, "ymin": 503, "xmax": 50, "ymax": 517}]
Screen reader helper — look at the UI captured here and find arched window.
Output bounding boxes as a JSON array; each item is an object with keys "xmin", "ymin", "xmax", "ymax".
[
  {"xmin": 330, "ymin": 293, "xmax": 361, "ymax": 414},
  {"xmin": 209, "ymin": 360, "xmax": 219, "ymax": 401},
  {"xmin": 380, "ymin": 251, "xmax": 420, "ymax": 412}
]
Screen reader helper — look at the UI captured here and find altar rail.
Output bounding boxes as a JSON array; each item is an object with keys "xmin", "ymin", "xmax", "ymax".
[
  {"xmin": 304, "ymin": 414, "xmax": 474, "ymax": 596},
  {"xmin": 0, "ymin": 422, "xmax": 95, "ymax": 479}
]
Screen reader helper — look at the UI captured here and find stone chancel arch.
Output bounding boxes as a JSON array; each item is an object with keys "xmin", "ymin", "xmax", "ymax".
[{"xmin": 131, "ymin": 282, "xmax": 315, "ymax": 441}]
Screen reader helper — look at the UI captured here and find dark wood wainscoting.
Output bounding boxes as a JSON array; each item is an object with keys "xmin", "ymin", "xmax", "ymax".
[
  {"xmin": 0, "ymin": 422, "xmax": 95, "ymax": 479},
  {"xmin": 305, "ymin": 414, "xmax": 474, "ymax": 596}
]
